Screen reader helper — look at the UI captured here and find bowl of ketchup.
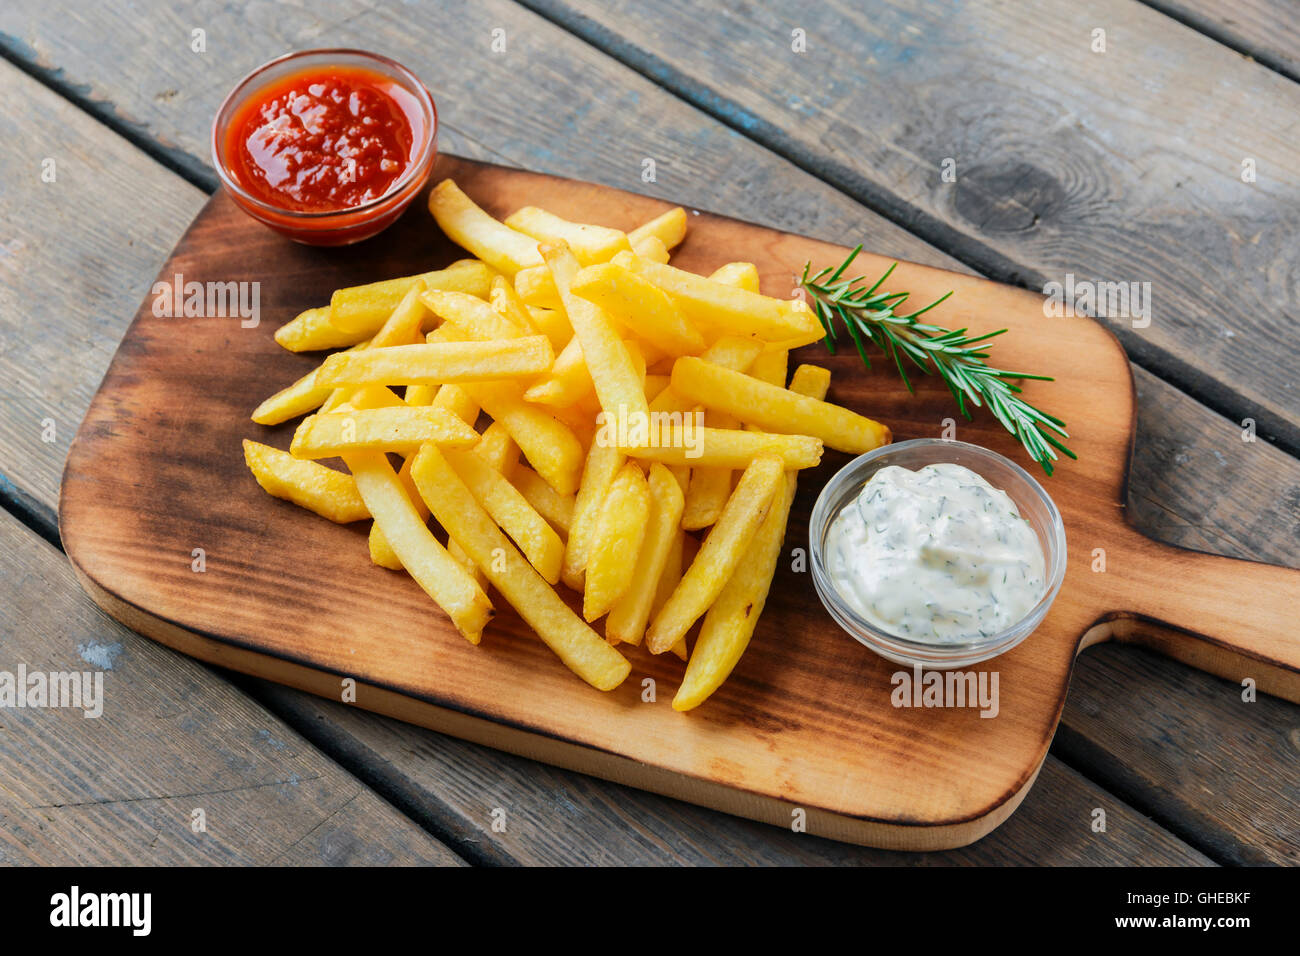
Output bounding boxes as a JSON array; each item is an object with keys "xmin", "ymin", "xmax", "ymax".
[{"xmin": 212, "ymin": 49, "xmax": 437, "ymax": 245}]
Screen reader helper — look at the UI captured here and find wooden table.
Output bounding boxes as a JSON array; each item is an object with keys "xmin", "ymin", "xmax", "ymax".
[{"xmin": 0, "ymin": 0, "xmax": 1295, "ymax": 866}]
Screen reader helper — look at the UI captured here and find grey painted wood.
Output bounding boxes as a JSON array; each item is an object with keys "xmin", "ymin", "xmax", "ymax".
[
  {"xmin": 0, "ymin": 0, "xmax": 1294, "ymax": 863},
  {"xmin": 524, "ymin": 0, "xmax": 1300, "ymax": 456},
  {"xmin": 0, "ymin": 508, "xmax": 462, "ymax": 865}
]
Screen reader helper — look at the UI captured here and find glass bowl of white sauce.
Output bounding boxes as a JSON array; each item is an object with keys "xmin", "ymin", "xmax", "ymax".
[{"xmin": 809, "ymin": 438, "xmax": 1067, "ymax": 668}]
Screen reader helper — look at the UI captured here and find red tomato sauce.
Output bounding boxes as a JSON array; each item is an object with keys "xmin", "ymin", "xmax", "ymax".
[{"xmin": 224, "ymin": 66, "xmax": 419, "ymax": 212}]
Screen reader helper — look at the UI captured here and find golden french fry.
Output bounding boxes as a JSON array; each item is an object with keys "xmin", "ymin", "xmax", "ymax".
[
  {"xmin": 290, "ymin": 406, "xmax": 479, "ymax": 459},
  {"xmin": 644, "ymin": 374, "xmax": 671, "ymax": 402},
  {"xmin": 429, "ymin": 382, "xmax": 478, "ymax": 420},
  {"xmin": 325, "ymin": 281, "xmax": 430, "ymax": 410},
  {"xmin": 748, "ymin": 348, "xmax": 788, "ymax": 387},
  {"xmin": 489, "ymin": 274, "xmax": 554, "ymax": 342},
  {"xmin": 463, "ymin": 380, "xmax": 584, "ymax": 497},
  {"xmin": 316, "ymin": 337, "xmax": 554, "ymax": 388},
  {"xmin": 561, "ymin": 438, "xmax": 625, "ymax": 590},
  {"xmin": 522, "ymin": 335, "xmax": 595, "ymax": 408},
  {"xmin": 671, "ymin": 356, "xmax": 890, "ymax": 453},
  {"xmin": 628, "ymin": 206, "xmax": 687, "ymax": 251},
  {"xmin": 445, "ymin": 420, "xmax": 519, "ymax": 586},
  {"xmin": 630, "ymin": 234, "xmax": 670, "ymax": 264},
  {"xmin": 525, "ymin": 306, "xmax": 572, "ymax": 350},
  {"xmin": 543, "ymin": 242, "xmax": 650, "ymax": 428},
  {"xmin": 428, "ymin": 179, "xmax": 542, "ymax": 277},
  {"xmin": 275, "ymin": 306, "xmax": 366, "ymax": 352},
  {"xmin": 700, "ymin": 335, "xmax": 763, "ymax": 371},
  {"xmin": 613, "ymin": 252, "xmax": 818, "ymax": 343},
  {"xmin": 708, "ymin": 261, "xmax": 760, "ymax": 293},
  {"xmin": 370, "ymin": 376, "xmax": 482, "ymax": 569},
  {"xmin": 569, "ymin": 263, "xmax": 705, "ymax": 357},
  {"xmin": 243, "ymin": 439, "xmax": 368, "ymax": 523},
  {"xmin": 789, "ymin": 362, "xmax": 832, "ymax": 398},
  {"xmin": 252, "ymin": 340, "xmax": 371, "ymax": 426},
  {"xmin": 514, "ymin": 264, "xmax": 563, "ymax": 310},
  {"xmin": 328, "ymin": 259, "xmax": 492, "ymax": 336},
  {"xmin": 649, "ymin": 530, "xmax": 690, "ymax": 661},
  {"xmin": 474, "ymin": 420, "xmax": 519, "ymax": 476},
  {"xmin": 505, "ymin": 206, "xmax": 632, "ymax": 266},
  {"xmin": 512, "ymin": 464, "xmax": 576, "ymax": 535},
  {"xmin": 445, "ymin": 449, "xmax": 565, "ymax": 584},
  {"xmin": 674, "ymin": 365, "xmax": 831, "ymax": 710},
  {"xmin": 369, "ymin": 454, "xmax": 428, "ymax": 571},
  {"xmin": 681, "ymin": 426, "xmax": 735, "ymax": 530},
  {"xmin": 411, "ymin": 444, "xmax": 631, "ymax": 691},
  {"xmin": 583, "ymin": 462, "xmax": 651, "ymax": 622},
  {"xmin": 606, "ymin": 463, "xmax": 686, "ymax": 645},
  {"xmin": 422, "ymin": 289, "xmax": 526, "ymax": 341},
  {"xmin": 620, "ymin": 426, "xmax": 822, "ymax": 470},
  {"xmin": 645, "ymin": 455, "xmax": 784, "ymax": 654},
  {"xmin": 345, "ymin": 449, "xmax": 493, "ymax": 643}
]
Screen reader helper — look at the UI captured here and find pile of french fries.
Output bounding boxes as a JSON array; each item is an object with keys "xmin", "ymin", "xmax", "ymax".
[{"xmin": 243, "ymin": 179, "xmax": 890, "ymax": 710}]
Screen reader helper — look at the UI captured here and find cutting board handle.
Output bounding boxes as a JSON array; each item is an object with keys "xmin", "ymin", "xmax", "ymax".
[{"xmin": 1094, "ymin": 528, "xmax": 1300, "ymax": 701}]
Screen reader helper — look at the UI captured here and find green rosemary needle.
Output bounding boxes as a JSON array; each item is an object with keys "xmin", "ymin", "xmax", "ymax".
[{"xmin": 799, "ymin": 246, "xmax": 1076, "ymax": 475}]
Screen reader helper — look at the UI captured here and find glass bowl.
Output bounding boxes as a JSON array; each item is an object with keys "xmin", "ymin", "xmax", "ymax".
[
  {"xmin": 211, "ymin": 49, "xmax": 438, "ymax": 246},
  {"xmin": 808, "ymin": 439, "xmax": 1067, "ymax": 669}
]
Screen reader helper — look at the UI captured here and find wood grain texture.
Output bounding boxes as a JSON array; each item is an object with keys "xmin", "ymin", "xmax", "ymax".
[
  {"xmin": 527, "ymin": 0, "xmax": 1300, "ymax": 453},
  {"xmin": 59, "ymin": 159, "xmax": 1300, "ymax": 848},
  {"xmin": 1145, "ymin": 0, "xmax": 1300, "ymax": 82},
  {"xmin": 0, "ymin": 509, "xmax": 461, "ymax": 866},
  {"xmin": 2, "ymin": 0, "xmax": 1297, "ymax": 861},
  {"xmin": 0, "ymin": 58, "xmax": 205, "ymax": 515},
  {"xmin": 255, "ymin": 683, "xmax": 1211, "ymax": 865},
  {"xmin": 1059, "ymin": 643, "xmax": 1299, "ymax": 865}
]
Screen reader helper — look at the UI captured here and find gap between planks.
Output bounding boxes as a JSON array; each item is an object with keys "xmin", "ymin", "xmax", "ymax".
[{"xmin": 514, "ymin": 0, "xmax": 1300, "ymax": 464}]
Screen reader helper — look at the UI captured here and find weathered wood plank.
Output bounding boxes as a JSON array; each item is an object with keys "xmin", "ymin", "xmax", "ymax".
[
  {"xmin": 0, "ymin": 508, "xmax": 462, "ymax": 866},
  {"xmin": 0, "ymin": 0, "xmax": 1292, "ymax": 862},
  {"xmin": 1059, "ymin": 643, "xmax": 1299, "ymax": 865},
  {"xmin": 523, "ymin": 0, "xmax": 1300, "ymax": 455},
  {"xmin": 0, "ymin": 57, "xmax": 205, "ymax": 516},
  {"xmin": 1145, "ymin": 0, "xmax": 1300, "ymax": 82},
  {"xmin": 254, "ymin": 684, "xmax": 1211, "ymax": 865}
]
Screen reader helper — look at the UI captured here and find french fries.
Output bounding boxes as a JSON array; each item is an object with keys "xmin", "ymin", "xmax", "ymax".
[
  {"xmin": 428, "ymin": 180, "xmax": 543, "ymax": 276},
  {"xmin": 620, "ymin": 426, "xmax": 823, "ymax": 470},
  {"xmin": 512, "ymin": 464, "xmax": 576, "ymax": 535},
  {"xmin": 569, "ymin": 263, "xmax": 705, "ymax": 357},
  {"xmin": 252, "ymin": 340, "xmax": 370, "ymax": 425},
  {"xmin": 290, "ymin": 406, "xmax": 479, "ymax": 458},
  {"xmin": 316, "ymin": 337, "xmax": 554, "ymax": 388},
  {"xmin": 606, "ymin": 463, "xmax": 685, "ymax": 645},
  {"xmin": 543, "ymin": 242, "xmax": 649, "ymax": 427},
  {"xmin": 243, "ymin": 439, "xmax": 369, "ymax": 523},
  {"xmin": 674, "ymin": 363, "xmax": 831, "ymax": 710},
  {"xmin": 561, "ymin": 439, "xmax": 625, "ymax": 590},
  {"xmin": 245, "ymin": 177, "xmax": 892, "ymax": 703},
  {"xmin": 412, "ymin": 444, "xmax": 631, "ymax": 691},
  {"xmin": 505, "ymin": 206, "xmax": 632, "ymax": 266},
  {"xmin": 582, "ymin": 462, "xmax": 650, "ymax": 622},
  {"xmin": 645, "ymin": 455, "xmax": 784, "ymax": 655},
  {"xmin": 347, "ymin": 449, "xmax": 494, "ymax": 644},
  {"xmin": 613, "ymin": 252, "xmax": 820, "ymax": 344},
  {"xmin": 445, "ymin": 448, "xmax": 564, "ymax": 584},
  {"xmin": 671, "ymin": 356, "xmax": 891, "ymax": 453},
  {"xmin": 275, "ymin": 306, "xmax": 365, "ymax": 352},
  {"xmin": 628, "ymin": 206, "xmax": 687, "ymax": 251},
  {"xmin": 328, "ymin": 259, "xmax": 493, "ymax": 336}
]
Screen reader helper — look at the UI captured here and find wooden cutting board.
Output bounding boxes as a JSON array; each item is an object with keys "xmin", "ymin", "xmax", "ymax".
[{"xmin": 60, "ymin": 155, "xmax": 1300, "ymax": 850}]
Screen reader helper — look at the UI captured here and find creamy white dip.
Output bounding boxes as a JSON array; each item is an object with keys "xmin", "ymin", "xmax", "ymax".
[{"xmin": 823, "ymin": 462, "xmax": 1046, "ymax": 643}]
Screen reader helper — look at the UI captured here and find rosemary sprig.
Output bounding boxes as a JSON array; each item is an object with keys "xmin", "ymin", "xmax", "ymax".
[{"xmin": 799, "ymin": 246, "xmax": 1076, "ymax": 475}]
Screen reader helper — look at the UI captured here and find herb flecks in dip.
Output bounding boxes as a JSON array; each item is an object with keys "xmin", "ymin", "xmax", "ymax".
[{"xmin": 823, "ymin": 462, "xmax": 1047, "ymax": 643}]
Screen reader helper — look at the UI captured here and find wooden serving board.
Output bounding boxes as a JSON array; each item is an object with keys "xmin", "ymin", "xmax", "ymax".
[{"xmin": 60, "ymin": 155, "xmax": 1300, "ymax": 850}]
